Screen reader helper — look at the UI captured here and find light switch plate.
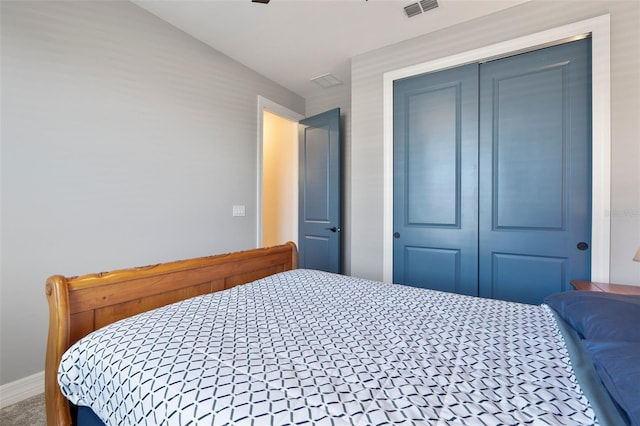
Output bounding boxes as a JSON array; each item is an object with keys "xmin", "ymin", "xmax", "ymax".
[{"xmin": 232, "ymin": 205, "xmax": 246, "ymax": 217}]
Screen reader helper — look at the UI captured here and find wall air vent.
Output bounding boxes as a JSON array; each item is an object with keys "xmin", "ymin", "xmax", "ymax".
[{"xmin": 404, "ymin": 0, "xmax": 438, "ymax": 18}]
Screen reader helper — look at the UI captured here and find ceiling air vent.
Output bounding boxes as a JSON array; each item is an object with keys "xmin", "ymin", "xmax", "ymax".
[
  {"xmin": 420, "ymin": 0, "xmax": 438, "ymax": 13},
  {"xmin": 404, "ymin": 3, "xmax": 422, "ymax": 18},
  {"xmin": 404, "ymin": 0, "xmax": 438, "ymax": 18},
  {"xmin": 311, "ymin": 73, "xmax": 342, "ymax": 89}
]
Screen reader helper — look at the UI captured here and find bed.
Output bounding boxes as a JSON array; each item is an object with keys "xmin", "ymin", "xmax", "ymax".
[{"xmin": 45, "ymin": 242, "xmax": 639, "ymax": 426}]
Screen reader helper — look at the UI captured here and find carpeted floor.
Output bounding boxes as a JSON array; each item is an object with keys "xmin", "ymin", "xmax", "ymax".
[{"xmin": 0, "ymin": 393, "xmax": 46, "ymax": 426}]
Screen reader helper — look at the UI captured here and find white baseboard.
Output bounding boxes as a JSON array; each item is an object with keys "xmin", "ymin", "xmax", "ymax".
[{"xmin": 0, "ymin": 371, "xmax": 45, "ymax": 409}]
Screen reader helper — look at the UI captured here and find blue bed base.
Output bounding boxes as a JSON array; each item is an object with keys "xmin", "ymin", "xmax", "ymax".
[{"xmin": 550, "ymin": 310, "xmax": 629, "ymax": 426}]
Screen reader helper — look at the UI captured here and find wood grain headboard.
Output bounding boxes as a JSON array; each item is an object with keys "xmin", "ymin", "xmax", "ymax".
[{"xmin": 45, "ymin": 242, "xmax": 298, "ymax": 426}]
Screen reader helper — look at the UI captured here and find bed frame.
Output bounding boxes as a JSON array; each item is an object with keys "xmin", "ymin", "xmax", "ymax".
[{"xmin": 45, "ymin": 242, "xmax": 298, "ymax": 426}]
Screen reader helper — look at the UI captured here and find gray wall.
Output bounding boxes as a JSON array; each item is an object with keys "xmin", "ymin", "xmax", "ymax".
[
  {"xmin": 350, "ymin": 0, "xmax": 640, "ymax": 283},
  {"xmin": 0, "ymin": 1, "xmax": 303, "ymax": 384}
]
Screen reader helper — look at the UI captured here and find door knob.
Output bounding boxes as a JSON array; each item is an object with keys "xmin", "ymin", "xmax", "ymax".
[
  {"xmin": 577, "ymin": 242, "xmax": 589, "ymax": 251},
  {"xmin": 326, "ymin": 227, "xmax": 340, "ymax": 233}
]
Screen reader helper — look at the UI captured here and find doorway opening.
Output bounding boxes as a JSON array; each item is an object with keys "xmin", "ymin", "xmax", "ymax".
[{"xmin": 256, "ymin": 96, "xmax": 304, "ymax": 248}]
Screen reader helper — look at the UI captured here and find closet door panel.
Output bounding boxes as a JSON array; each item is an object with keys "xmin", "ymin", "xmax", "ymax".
[
  {"xmin": 393, "ymin": 64, "xmax": 479, "ymax": 295},
  {"xmin": 404, "ymin": 247, "xmax": 460, "ymax": 293},
  {"xmin": 479, "ymin": 39, "xmax": 592, "ymax": 304},
  {"xmin": 493, "ymin": 68, "xmax": 565, "ymax": 229},
  {"xmin": 406, "ymin": 86, "xmax": 458, "ymax": 226},
  {"xmin": 490, "ymin": 253, "xmax": 567, "ymax": 305}
]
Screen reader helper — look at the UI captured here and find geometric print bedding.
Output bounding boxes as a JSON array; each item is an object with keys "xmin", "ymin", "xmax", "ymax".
[{"xmin": 59, "ymin": 269, "xmax": 597, "ymax": 425}]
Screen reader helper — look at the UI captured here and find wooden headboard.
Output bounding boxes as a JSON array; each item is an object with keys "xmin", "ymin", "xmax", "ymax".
[{"xmin": 45, "ymin": 242, "xmax": 298, "ymax": 426}]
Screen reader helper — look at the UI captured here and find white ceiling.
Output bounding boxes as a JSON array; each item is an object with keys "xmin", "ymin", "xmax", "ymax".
[{"xmin": 133, "ymin": 0, "xmax": 529, "ymax": 99}]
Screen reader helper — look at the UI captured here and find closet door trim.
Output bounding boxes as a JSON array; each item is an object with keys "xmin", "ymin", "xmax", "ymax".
[{"xmin": 382, "ymin": 14, "xmax": 611, "ymax": 283}]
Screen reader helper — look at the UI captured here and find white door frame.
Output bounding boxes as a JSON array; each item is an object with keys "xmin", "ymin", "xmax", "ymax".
[
  {"xmin": 382, "ymin": 15, "xmax": 611, "ymax": 283},
  {"xmin": 256, "ymin": 96, "xmax": 305, "ymax": 248}
]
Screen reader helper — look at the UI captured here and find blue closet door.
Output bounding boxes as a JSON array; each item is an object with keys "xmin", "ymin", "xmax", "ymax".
[
  {"xmin": 478, "ymin": 39, "xmax": 592, "ymax": 304},
  {"xmin": 393, "ymin": 64, "xmax": 479, "ymax": 295},
  {"xmin": 393, "ymin": 39, "xmax": 591, "ymax": 304}
]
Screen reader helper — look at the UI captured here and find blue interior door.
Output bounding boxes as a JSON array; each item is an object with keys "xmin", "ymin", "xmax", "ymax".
[
  {"xmin": 478, "ymin": 39, "xmax": 592, "ymax": 304},
  {"xmin": 393, "ymin": 64, "xmax": 479, "ymax": 295},
  {"xmin": 298, "ymin": 108, "xmax": 341, "ymax": 273}
]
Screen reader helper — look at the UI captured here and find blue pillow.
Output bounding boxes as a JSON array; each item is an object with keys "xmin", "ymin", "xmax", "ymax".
[
  {"xmin": 583, "ymin": 340, "xmax": 640, "ymax": 426},
  {"xmin": 544, "ymin": 291, "xmax": 640, "ymax": 341}
]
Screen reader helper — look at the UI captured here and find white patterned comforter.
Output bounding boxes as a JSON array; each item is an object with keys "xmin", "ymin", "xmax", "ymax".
[{"xmin": 59, "ymin": 269, "xmax": 596, "ymax": 425}]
